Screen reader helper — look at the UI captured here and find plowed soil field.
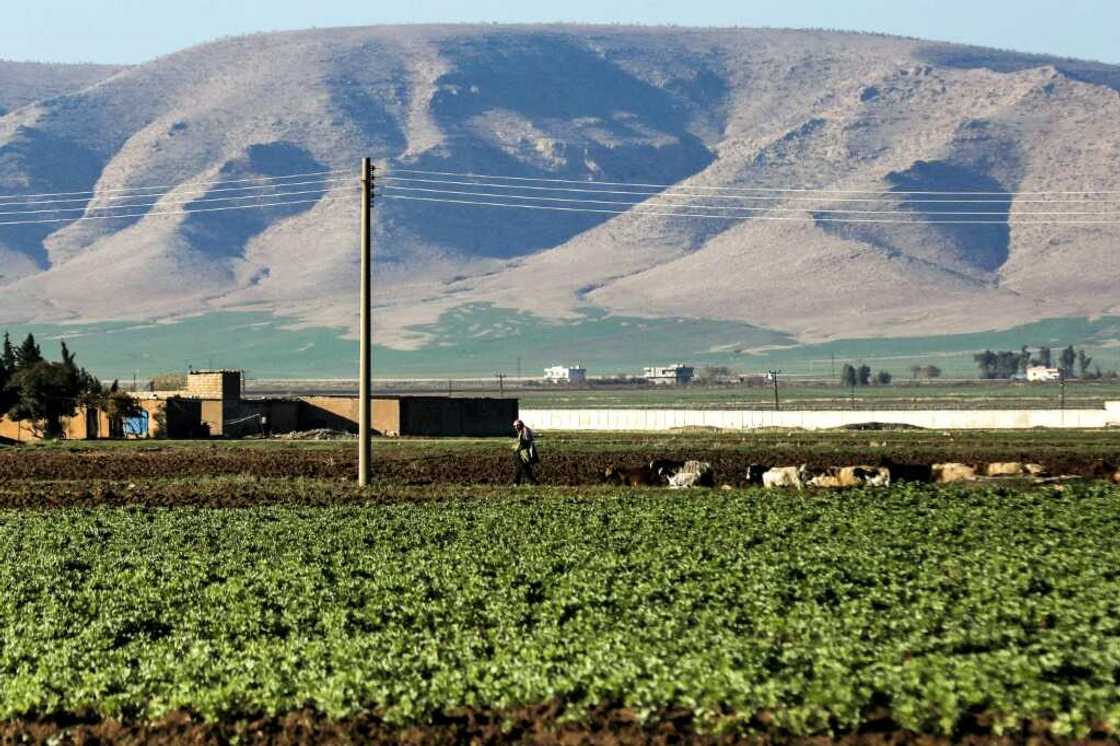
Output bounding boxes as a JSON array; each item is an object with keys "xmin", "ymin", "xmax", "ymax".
[{"xmin": 2, "ymin": 434, "xmax": 1119, "ymax": 485}]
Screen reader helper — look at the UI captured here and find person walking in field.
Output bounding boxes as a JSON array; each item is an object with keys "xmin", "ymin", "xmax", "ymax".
[{"xmin": 512, "ymin": 419, "xmax": 539, "ymax": 485}]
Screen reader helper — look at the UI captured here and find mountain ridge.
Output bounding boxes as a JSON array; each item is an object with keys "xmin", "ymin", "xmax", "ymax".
[{"xmin": 1, "ymin": 25, "xmax": 1118, "ymax": 355}]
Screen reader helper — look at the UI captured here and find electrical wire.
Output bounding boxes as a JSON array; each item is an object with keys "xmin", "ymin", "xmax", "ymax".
[
  {"xmin": 0, "ymin": 195, "xmax": 350, "ymax": 227},
  {"xmin": 380, "ymin": 184, "xmax": 1120, "ymax": 217},
  {"xmin": 389, "ymin": 167, "xmax": 1120, "ymax": 197},
  {"xmin": 0, "ymin": 184, "xmax": 359, "ymax": 217},
  {"xmin": 0, "ymin": 168, "xmax": 352, "ymax": 202},
  {"xmin": 381, "ymin": 193, "xmax": 1120, "ymax": 225},
  {"xmin": 0, "ymin": 176, "xmax": 356, "ymax": 208},
  {"xmin": 382, "ymin": 174, "xmax": 1119, "ymax": 206}
]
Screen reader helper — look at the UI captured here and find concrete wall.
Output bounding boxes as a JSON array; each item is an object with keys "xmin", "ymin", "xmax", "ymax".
[{"xmin": 520, "ymin": 405, "xmax": 1120, "ymax": 431}]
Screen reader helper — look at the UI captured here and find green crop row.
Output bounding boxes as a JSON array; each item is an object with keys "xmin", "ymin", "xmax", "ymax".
[{"xmin": 1, "ymin": 484, "xmax": 1119, "ymax": 737}]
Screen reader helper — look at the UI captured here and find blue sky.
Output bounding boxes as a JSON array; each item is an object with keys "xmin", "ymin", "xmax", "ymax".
[{"xmin": 4, "ymin": 0, "xmax": 1118, "ymax": 65}]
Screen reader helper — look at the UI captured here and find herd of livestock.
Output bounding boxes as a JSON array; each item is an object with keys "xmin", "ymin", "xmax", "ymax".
[{"xmin": 603, "ymin": 459, "xmax": 1059, "ymax": 489}]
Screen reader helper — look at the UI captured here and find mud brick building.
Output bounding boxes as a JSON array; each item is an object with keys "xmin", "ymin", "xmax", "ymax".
[{"xmin": 0, "ymin": 369, "xmax": 517, "ymax": 442}]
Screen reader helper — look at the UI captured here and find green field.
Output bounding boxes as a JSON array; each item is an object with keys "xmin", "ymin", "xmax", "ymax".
[
  {"xmin": 1, "ymin": 481, "xmax": 1118, "ymax": 739},
  {"xmin": 7, "ymin": 304, "xmax": 1120, "ymax": 380}
]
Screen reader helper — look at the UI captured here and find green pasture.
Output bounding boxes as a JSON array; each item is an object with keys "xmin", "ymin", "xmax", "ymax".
[{"xmin": 6, "ymin": 304, "xmax": 1120, "ymax": 380}]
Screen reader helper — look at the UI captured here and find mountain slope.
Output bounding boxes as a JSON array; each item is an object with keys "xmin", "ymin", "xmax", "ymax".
[
  {"xmin": 0, "ymin": 60, "xmax": 125, "ymax": 115},
  {"xmin": 0, "ymin": 26, "xmax": 1118, "ymax": 351}
]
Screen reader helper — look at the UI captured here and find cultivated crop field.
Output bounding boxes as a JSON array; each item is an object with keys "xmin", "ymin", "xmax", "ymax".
[
  {"xmin": 2, "ymin": 434, "xmax": 1119, "ymax": 743},
  {"xmin": 5, "ymin": 429, "xmax": 1120, "ymax": 485}
]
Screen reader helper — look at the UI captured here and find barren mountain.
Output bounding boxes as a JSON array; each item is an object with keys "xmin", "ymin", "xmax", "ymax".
[
  {"xmin": 1, "ymin": 26, "xmax": 1118, "ymax": 349},
  {"xmin": 0, "ymin": 60, "xmax": 125, "ymax": 116}
]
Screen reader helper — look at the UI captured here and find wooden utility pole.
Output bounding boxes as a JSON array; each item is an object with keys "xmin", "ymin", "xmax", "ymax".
[
  {"xmin": 769, "ymin": 369, "xmax": 782, "ymax": 411},
  {"xmin": 358, "ymin": 158, "xmax": 374, "ymax": 486},
  {"xmin": 496, "ymin": 372, "xmax": 505, "ymax": 396}
]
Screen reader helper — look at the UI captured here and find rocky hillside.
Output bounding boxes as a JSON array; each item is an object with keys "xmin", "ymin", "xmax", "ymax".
[{"xmin": 1, "ymin": 26, "xmax": 1118, "ymax": 347}]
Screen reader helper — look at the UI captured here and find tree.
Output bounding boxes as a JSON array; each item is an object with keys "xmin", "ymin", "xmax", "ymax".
[
  {"xmin": 974, "ymin": 350, "xmax": 997, "ymax": 379},
  {"xmin": 857, "ymin": 365, "xmax": 872, "ymax": 386},
  {"xmin": 1, "ymin": 333, "xmax": 14, "ymax": 372},
  {"xmin": 1019, "ymin": 346, "xmax": 1031, "ymax": 375},
  {"xmin": 0, "ymin": 344, "xmax": 11, "ymax": 419},
  {"xmin": 6, "ymin": 339, "xmax": 101, "ymax": 439},
  {"xmin": 1059, "ymin": 345, "xmax": 1076, "ymax": 379},
  {"xmin": 1035, "ymin": 346, "xmax": 1052, "ymax": 368},
  {"xmin": 8, "ymin": 361, "xmax": 83, "ymax": 438},
  {"xmin": 875, "ymin": 370, "xmax": 892, "ymax": 385},
  {"xmin": 995, "ymin": 351, "xmax": 1020, "ymax": 379},
  {"xmin": 840, "ymin": 364, "xmax": 857, "ymax": 388},
  {"xmin": 696, "ymin": 365, "xmax": 732, "ymax": 384},
  {"xmin": 15, "ymin": 333, "xmax": 42, "ymax": 370},
  {"xmin": 920, "ymin": 365, "xmax": 942, "ymax": 380},
  {"xmin": 1078, "ymin": 349, "xmax": 1094, "ymax": 379}
]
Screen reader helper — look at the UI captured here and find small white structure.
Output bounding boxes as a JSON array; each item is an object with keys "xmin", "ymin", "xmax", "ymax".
[
  {"xmin": 544, "ymin": 364, "xmax": 587, "ymax": 384},
  {"xmin": 1027, "ymin": 366, "xmax": 1061, "ymax": 382},
  {"xmin": 643, "ymin": 364, "xmax": 695, "ymax": 385}
]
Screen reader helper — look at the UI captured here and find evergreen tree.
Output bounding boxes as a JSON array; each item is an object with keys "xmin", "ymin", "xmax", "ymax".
[
  {"xmin": 857, "ymin": 365, "xmax": 872, "ymax": 386},
  {"xmin": 1037, "ymin": 346, "xmax": 1052, "ymax": 368},
  {"xmin": 1059, "ymin": 346, "xmax": 1076, "ymax": 379},
  {"xmin": 15, "ymin": 333, "xmax": 42, "ymax": 370},
  {"xmin": 1077, "ymin": 349, "xmax": 1094, "ymax": 379},
  {"xmin": 840, "ymin": 364, "xmax": 857, "ymax": 388},
  {"xmin": 0, "ymin": 346, "xmax": 10, "ymax": 419},
  {"xmin": 1, "ymin": 332, "xmax": 14, "ymax": 371},
  {"xmin": 875, "ymin": 370, "xmax": 892, "ymax": 385}
]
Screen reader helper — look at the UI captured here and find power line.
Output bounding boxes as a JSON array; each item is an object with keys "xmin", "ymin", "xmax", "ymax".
[
  {"xmin": 0, "ymin": 195, "xmax": 350, "ymax": 227},
  {"xmin": 389, "ymin": 167, "xmax": 1120, "ymax": 197},
  {"xmin": 0, "ymin": 176, "xmax": 355, "ymax": 208},
  {"xmin": 0, "ymin": 184, "xmax": 359, "ymax": 217},
  {"xmin": 380, "ymin": 184, "xmax": 1120, "ymax": 217},
  {"xmin": 0, "ymin": 168, "xmax": 351, "ymax": 202},
  {"xmin": 382, "ymin": 174, "xmax": 1120, "ymax": 206},
  {"xmin": 381, "ymin": 193, "xmax": 1120, "ymax": 225}
]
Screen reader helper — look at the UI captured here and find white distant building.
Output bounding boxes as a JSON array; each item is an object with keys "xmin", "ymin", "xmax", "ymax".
[
  {"xmin": 544, "ymin": 364, "xmax": 587, "ymax": 384},
  {"xmin": 643, "ymin": 364, "xmax": 695, "ymax": 385},
  {"xmin": 1027, "ymin": 366, "xmax": 1061, "ymax": 382}
]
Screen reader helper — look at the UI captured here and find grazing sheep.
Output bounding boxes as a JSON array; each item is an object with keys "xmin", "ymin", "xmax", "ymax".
[
  {"xmin": 808, "ymin": 465, "xmax": 890, "ymax": 488},
  {"xmin": 603, "ymin": 464, "xmax": 659, "ymax": 486},
  {"xmin": 932, "ymin": 463, "xmax": 977, "ymax": 484},
  {"xmin": 745, "ymin": 464, "xmax": 771, "ymax": 485},
  {"xmin": 985, "ymin": 462, "xmax": 1027, "ymax": 477},
  {"xmin": 667, "ymin": 461, "xmax": 714, "ymax": 489},
  {"xmin": 881, "ymin": 460, "xmax": 933, "ymax": 483},
  {"xmin": 846, "ymin": 465, "xmax": 890, "ymax": 487},
  {"xmin": 762, "ymin": 465, "xmax": 810, "ymax": 489},
  {"xmin": 649, "ymin": 458, "xmax": 687, "ymax": 484}
]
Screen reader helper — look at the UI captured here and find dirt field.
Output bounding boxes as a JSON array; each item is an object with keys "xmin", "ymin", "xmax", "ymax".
[
  {"xmin": 2, "ymin": 706, "xmax": 1109, "ymax": 745},
  {"xmin": 3, "ymin": 430, "xmax": 1120, "ymax": 486}
]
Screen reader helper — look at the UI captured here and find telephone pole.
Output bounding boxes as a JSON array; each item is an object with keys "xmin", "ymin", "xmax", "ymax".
[
  {"xmin": 769, "ymin": 369, "xmax": 782, "ymax": 411},
  {"xmin": 358, "ymin": 158, "xmax": 375, "ymax": 486},
  {"xmin": 496, "ymin": 372, "xmax": 505, "ymax": 396}
]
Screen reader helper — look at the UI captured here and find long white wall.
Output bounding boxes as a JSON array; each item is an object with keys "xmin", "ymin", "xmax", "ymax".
[{"xmin": 520, "ymin": 403, "xmax": 1120, "ymax": 431}]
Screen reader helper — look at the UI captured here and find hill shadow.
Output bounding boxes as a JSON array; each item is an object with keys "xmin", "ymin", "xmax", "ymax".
[
  {"xmin": 180, "ymin": 142, "xmax": 326, "ymax": 260},
  {"xmin": 0, "ymin": 125, "xmax": 104, "ymax": 269},
  {"xmin": 385, "ymin": 32, "xmax": 718, "ymax": 259}
]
